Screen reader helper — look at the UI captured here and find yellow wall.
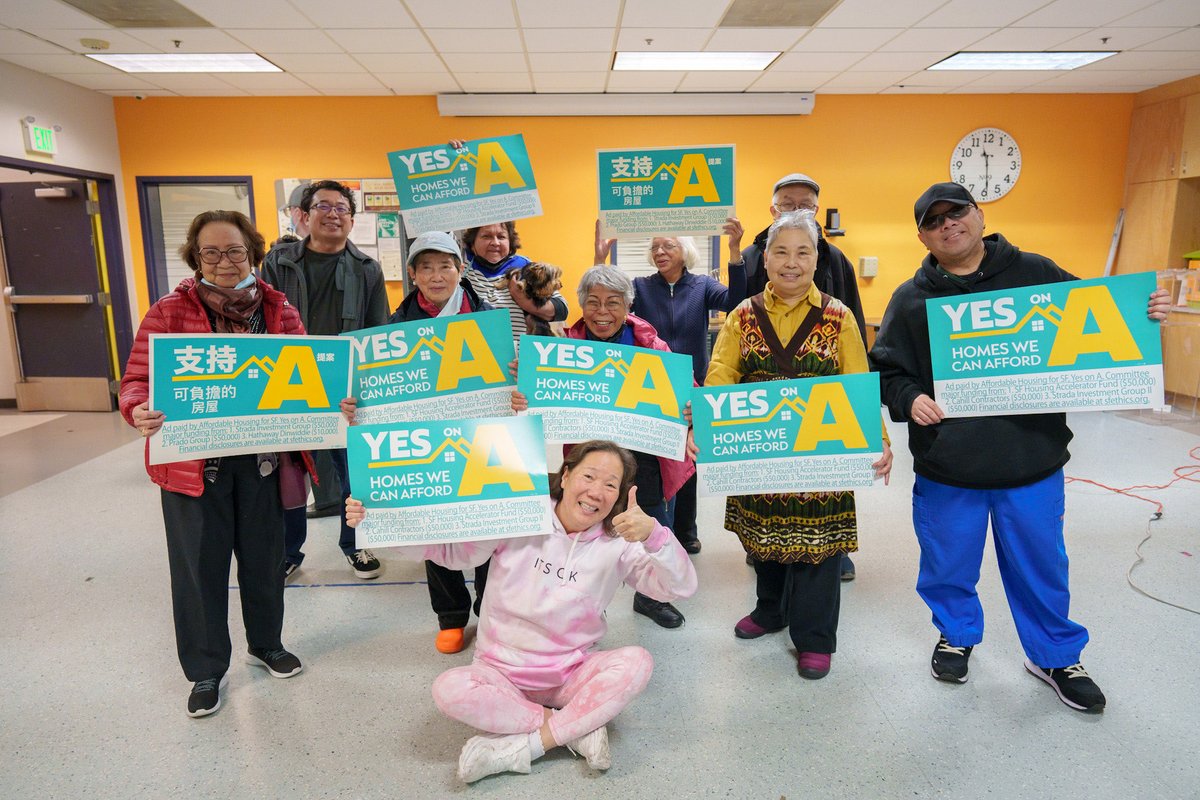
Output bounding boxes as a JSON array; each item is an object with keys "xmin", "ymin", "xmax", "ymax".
[{"xmin": 114, "ymin": 93, "xmax": 1134, "ymax": 320}]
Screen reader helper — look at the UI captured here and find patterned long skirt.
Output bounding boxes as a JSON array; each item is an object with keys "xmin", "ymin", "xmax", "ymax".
[{"xmin": 725, "ymin": 491, "xmax": 857, "ymax": 564}]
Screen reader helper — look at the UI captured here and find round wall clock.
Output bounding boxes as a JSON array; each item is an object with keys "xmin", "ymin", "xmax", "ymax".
[{"xmin": 949, "ymin": 127, "xmax": 1021, "ymax": 203}]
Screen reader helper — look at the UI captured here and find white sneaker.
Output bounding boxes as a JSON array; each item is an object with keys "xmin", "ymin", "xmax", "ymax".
[
  {"xmin": 567, "ymin": 725, "xmax": 611, "ymax": 770},
  {"xmin": 457, "ymin": 733, "xmax": 532, "ymax": 783}
]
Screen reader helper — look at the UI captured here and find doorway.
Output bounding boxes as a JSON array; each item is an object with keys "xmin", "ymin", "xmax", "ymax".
[{"xmin": 0, "ymin": 167, "xmax": 129, "ymax": 411}]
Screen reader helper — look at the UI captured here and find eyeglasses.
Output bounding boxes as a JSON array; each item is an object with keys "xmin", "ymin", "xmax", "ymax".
[
  {"xmin": 197, "ymin": 246, "xmax": 249, "ymax": 265},
  {"xmin": 920, "ymin": 204, "xmax": 974, "ymax": 231},
  {"xmin": 310, "ymin": 202, "xmax": 352, "ymax": 216},
  {"xmin": 650, "ymin": 242, "xmax": 679, "ymax": 252},
  {"xmin": 774, "ymin": 202, "xmax": 817, "ymax": 213}
]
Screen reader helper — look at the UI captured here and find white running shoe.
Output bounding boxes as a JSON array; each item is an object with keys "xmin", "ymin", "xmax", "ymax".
[
  {"xmin": 567, "ymin": 725, "xmax": 611, "ymax": 770},
  {"xmin": 457, "ymin": 733, "xmax": 532, "ymax": 783}
]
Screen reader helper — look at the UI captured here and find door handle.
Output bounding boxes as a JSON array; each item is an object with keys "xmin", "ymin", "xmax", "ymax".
[{"xmin": 3, "ymin": 286, "xmax": 94, "ymax": 304}]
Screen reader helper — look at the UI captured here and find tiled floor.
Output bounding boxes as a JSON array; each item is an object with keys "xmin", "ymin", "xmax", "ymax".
[{"xmin": 0, "ymin": 410, "xmax": 1197, "ymax": 799}]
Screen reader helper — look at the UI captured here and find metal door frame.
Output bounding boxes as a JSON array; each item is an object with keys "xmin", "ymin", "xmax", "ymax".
[
  {"xmin": 136, "ymin": 176, "xmax": 255, "ymax": 300},
  {"xmin": 0, "ymin": 155, "xmax": 133, "ymax": 370}
]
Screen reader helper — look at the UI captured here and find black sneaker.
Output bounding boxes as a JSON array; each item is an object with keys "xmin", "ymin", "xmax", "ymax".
[
  {"xmin": 632, "ymin": 593, "xmax": 684, "ymax": 628},
  {"xmin": 840, "ymin": 554, "xmax": 856, "ymax": 582},
  {"xmin": 187, "ymin": 674, "xmax": 228, "ymax": 718},
  {"xmin": 931, "ymin": 635, "xmax": 973, "ymax": 683},
  {"xmin": 1024, "ymin": 659, "xmax": 1106, "ymax": 713},
  {"xmin": 347, "ymin": 549, "xmax": 381, "ymax": 579},
  {"xmin": 246, "ymin": 647, "xmax": 303, "ymax": 678}
]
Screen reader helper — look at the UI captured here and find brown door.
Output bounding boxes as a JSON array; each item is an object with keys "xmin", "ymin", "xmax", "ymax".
[{"xmin": 0, "ymin": 180, "xmax": 114, "ymax": 410}]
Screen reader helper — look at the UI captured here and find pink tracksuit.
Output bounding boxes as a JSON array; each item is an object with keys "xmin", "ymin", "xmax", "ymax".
[{"xmin": 401, "ymin": 500, "xmax": 698, "ymax": 745}]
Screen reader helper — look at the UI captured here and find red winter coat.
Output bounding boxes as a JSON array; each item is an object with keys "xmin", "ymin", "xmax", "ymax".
[
  {"xmin": 565, "ymin": 314, "xmax": 696, "ymax": 500},
  {"xmin": 119, "ymin": 277, "xmax": 311, "ymax": 497}
]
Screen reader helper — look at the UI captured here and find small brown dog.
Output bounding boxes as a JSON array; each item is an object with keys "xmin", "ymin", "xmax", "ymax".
[{"xmin": 498, "ymin": 261, "xmax": 563, "ymax": 336}]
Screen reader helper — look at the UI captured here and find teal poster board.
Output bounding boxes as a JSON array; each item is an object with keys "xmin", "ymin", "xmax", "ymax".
[
  {"xmin": 347, "ymin": 310, "xmax": 516, "ymax": 425},
  {"xmin": 347, "ymin": 415, "xmax": 551, "ymax": 548},
  {"xmin": 691, "ymin": 373, "xmax": 883, "ymax": 496},
  {"xmin": 148, "ymin": 333, "xmax": 351, "ymax": 465},
  {"xmin": 597, "ymin": 144, "xmax": 734, "ymax": 238},
  {"xmin": 517, "ymin": 335, "xmax": 692, "ymax": 460},
  {"xmin": 927, "ymin": 272, "xmax": 1164, "ymax": 416},
  {"xmin": 388, "ymin": 134, "xmax": 541, "ymax": 234}
]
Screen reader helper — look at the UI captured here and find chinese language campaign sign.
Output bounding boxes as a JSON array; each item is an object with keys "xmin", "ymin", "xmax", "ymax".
[
  {"xmin": 691, "ymin": 373, "xmax": 884, "ymax": 496},
  {"xmin": 517, "ymin": 336, "xmax": 692, "ymax": 460},
  {"xmin": 927, "ymin": 272, "xmax": 1164, "ymax": 416},
  {"xmin": 348, "ymin": 415, "xmax": 551, "ymax": 548},
  {"xmin": 387, "ymin": 134, "xmax": 541, "ymax": 233},
  {"xmin": 148, "ymin": 334, "xmax": 351, "ymax": 465},
  {"xmin": 347, "ymin": 310, "xmax": 517, "ymax": 425},
  {"xmin": 597, "ymin": 144, "xmax": 735, "ymax": 238}
]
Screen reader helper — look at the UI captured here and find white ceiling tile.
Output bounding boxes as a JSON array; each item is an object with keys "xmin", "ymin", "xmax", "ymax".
[
  {"xmin": 773, "ymin": 51, "xmax": 867, "ymax": 71},
  {"xmin": 705, "ymin": 28, "xmax": 807, "ymax": 51},
  {"xmin": 881, "ymin": 84, "xmax": 949, "ymax": 94},
  {"xmin": 676, "ymin": 72, "xmax": 758, "ymax": 91},
  {"xmin": 819, "ymin": 0, "xmax": 947, "ymax": 29},
  {"xmin": 324, "ymin": 28, "xmax": 432, "ymax": 52},
  {"xmin": 178, "ymin": 0, "xmax": 315, "ymax": 28},
  {"xmin": 138, "ymin": 74, "xmax": 245, "ymax": 91},
  {"xmin": 879, "ymin": 28, "xmax": 996, "ymax": 52},
  {"xmin": 206, "ymin": 71, "xmax": 312, "ymax": 90},
  {"xmin": 1052, "ymin": 27, "xmax": 1183, "ymax": 52},
  {"xmin": 225, "ymin": 29, "xmax": 341, "ymax": 54},
  {"xmin": 615, "ymin": 28, "xmax": 712, "ymax": 51},
  {"xmin": 0, "ymin": 53, "xmax": 121, "ymax": 73},
  {"xmin": 967, "ymin": 27, "xmax": 1090, "ymax": 50},
  {"xmin": 527, "ymin": 52, "xmax": 611, "ymax": 71},
  {"xmin": 515, "ymin": 0, "xmax": 620, "ymax": 28},
  {"xmin": 262, "ymin": 52, "xmax": 366, "ymax": 72},
  {"xmin": 424, "ymin": 28, "xmax": 523, "ymax": 53},
  {"xmin": 1107, "ymin": 0, "xmax": 1200, "ymax": 27},
  {"xmin": 854, "ymin": 52, "xmax": 947, "ymax": 71},
  {"xmin": 914, "ymin": 0, "xmax": 1048, "ymax": 27},
  {"xmin": 532, "ymin": 71, "xmax": 608, "ymax": 92},
  {"xmin": 1014, "ymin": 84, "xmax": 1139, "ymax": 92},
  {"xmin": 47, "ymin": 72, "xmax": 159, "ymax": 90},
  {"xmin": 961, "ymin": 70, "xmax": 1062, "ymax": 87},
  {"xmin": 1135, "ymin": 27, "xmax": 1200, "ymax": 51},
  {"xmin": 124, "ymin": 28, "xmax": 251, "ymax": 52},
  {"xmin": 605, "ymin": 71, "xmax": 685, "ymax": 92},
  {"xmin": 289, "ymin": 0, "xmax": 415, "ymax": 28},
  {"xmin": 898, "ymin": 69, "xmax": 991, "ymax": 86},
  {"xmin": 318, "ymin": 87, "xmax": 393, "ymax": 95},
  {"xmin": 455, "ymin": 72, "xmax": 534, "ymax": 92},
  {"xmin": 0, "ymin": 29, "xmax": 68, "ymax": 54},
  {"xmin": 792, "ymin": 28, "xmax": 902, "ymax": 52},
  {"xmin": 405, "ymin": 0, "xmax": 515, "ymax": 28},
  {"xmin": 26, "ymin": 28, "xmax": 159, "ymax": 53},
  {"xmin": 1084, "ymin": 50, "xmax": 1200, "ymax": 70},
  {"xmin": 620, "ymin": 0, "xmax": 729, "ymax": 28},
  {"xmin": 816, "ymin": 85, "xmax": 884, "ymax": 94},
  {"xmin": 523, "ymin": 28, "xmax": 614, "ymax": 52},
  {"xmin": 104, "ymin": 89, "xmax": 178, "ymax": 96},
  {"xmin": 1014, "ymin": 0, "xmax": 1160, "ymax": 28},
  {"xmin": 243, "ymin": 88, "xmax": 325, "ymax": 95},
  {"xmin": 442, "ymin": 52, "xmax": 528, "ymax": 72},
  {"xmin": 819, "ymin": 70, "xmax": 911, "ymax": 89},
  {"xmin": 291, "ymin": 72, "xmax": 386, "ymax": 89},
  {"xmin": 746, "ymin": 71, "xmax": 840, "ymax": 91},
  {"xmin": 375, "ymin": 71, "xmax": 462, "ymax": 92},
  {"xmin": 1044, "ymin": 68, "xmax": 1192, "ymax": 86},
  {"xmin": 0, "ymin": 1, "xmax": 112, "ymax": 28},
  {"xmin": 356, "ymin": 52, "xmax": 445, "ymax": 71}
]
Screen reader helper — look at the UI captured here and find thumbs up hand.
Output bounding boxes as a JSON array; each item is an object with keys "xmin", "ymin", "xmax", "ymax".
[{"xmin": 610, "ymin": 485, "xmax": 656, "ymax": 543}]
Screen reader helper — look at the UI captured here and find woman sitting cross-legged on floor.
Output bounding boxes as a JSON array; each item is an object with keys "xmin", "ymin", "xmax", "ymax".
[{"xmin": 345, "ymin": 440, "xmax": 697, "ymax": 783}]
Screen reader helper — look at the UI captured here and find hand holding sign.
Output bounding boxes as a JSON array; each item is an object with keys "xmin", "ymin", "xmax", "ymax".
[
  {"xmin": 910, "ymin": 394, "xmax": 945, "ymax": 427},
  {"xmin": 340, "ymin": 396, "xmax": 358, "ymax": 425},
  {"xmin": 345, "ymin": 497, "xmax": 366, "ymax": 528},
  {"xmin": 873, "ymin": 442, "xmax": 894, "ymax": 486},
  {"xmin": 132, "ymin": 402, "xmax": 165, "ymax": 438},
  {"xmin": 611, "ymin": 485, "xmax": 656, "ymax": 543},
  {"xmin": 1148, "ymin": 288, "xmax": 1171, "ymax": 320}
]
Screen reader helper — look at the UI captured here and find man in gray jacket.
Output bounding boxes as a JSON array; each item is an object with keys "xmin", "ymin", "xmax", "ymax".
[{"xmin": 262, "ymin": 179, "xmax": 389, "ymax": 581}]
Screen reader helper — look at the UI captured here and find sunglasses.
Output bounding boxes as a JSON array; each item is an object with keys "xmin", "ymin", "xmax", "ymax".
[{"xmin": 920, "ymin": 204, "xmax": 974, "ymax": 231}]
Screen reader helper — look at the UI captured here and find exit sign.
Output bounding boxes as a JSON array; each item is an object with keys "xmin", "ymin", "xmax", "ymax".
[{"xmin": 21, "ymin": 119, "xmax": 57, "ymax": 156}]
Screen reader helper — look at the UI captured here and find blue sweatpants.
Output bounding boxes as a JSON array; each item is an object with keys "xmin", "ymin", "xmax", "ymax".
[{"xmin": 912, "ymin": 470, "xmax": 1089, "ymax": 668}]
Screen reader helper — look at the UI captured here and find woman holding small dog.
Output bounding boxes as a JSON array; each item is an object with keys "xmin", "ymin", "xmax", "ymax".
[{"xmin": 462, "ymin": 221, "xmax": 569, "ymax": 338}]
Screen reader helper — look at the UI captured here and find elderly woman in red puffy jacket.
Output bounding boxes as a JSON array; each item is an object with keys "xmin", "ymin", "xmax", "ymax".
[{"xmin": 119, "ymin": 210, "xmax": 309, "ymax": 719}]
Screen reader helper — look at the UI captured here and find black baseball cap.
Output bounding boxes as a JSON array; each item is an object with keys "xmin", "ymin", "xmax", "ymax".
[{"xmin": 914, "ymin": 182, "xmax": 976, "ymax": 228}]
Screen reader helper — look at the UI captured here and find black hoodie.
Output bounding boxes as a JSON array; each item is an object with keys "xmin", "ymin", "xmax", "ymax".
[{"xmin": 869, "ymin": 233, "xmax": 1076, "ymax": 489}]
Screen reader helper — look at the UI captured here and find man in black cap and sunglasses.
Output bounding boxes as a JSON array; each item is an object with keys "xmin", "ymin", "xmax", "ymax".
[{"xmin": 869, "ymin": 181, "xmax": 1170, "ymax": 714}]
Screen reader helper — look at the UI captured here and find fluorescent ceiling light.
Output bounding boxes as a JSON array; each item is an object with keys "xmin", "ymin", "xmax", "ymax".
[
  {"xmin": 86, "ymin": 53, "xmax": 281, "ymax": 73},
  {"xmin": 928, "ymin": 51, "xmax": 1117, "ymax": 71},
  {"xmin": 613, "ymin": 51, "xmax": 779, "ymax": 71}
]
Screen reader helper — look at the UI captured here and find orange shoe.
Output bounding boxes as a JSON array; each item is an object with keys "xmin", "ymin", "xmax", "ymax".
[{"xmin": 435, "ymin": 628, "xmax": 465, "ymax": 654}]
